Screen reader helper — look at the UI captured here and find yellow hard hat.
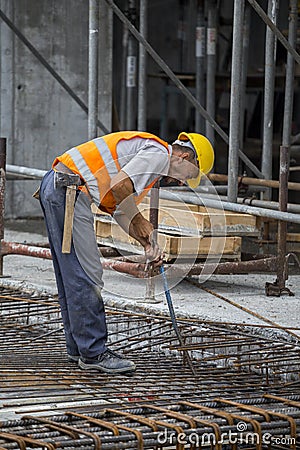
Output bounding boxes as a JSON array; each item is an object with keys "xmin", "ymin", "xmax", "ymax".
[{"xmin": 177, "ymin": 132, "xmax": 214, "ymax": 188}]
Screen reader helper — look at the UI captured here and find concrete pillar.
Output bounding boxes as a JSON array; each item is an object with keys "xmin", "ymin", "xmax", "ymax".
[{"xmin": 0, "ymin": 0, "xmax": 15, "ymax": 217}]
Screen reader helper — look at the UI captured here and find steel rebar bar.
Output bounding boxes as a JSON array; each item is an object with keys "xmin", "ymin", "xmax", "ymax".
[
  {"xmin": 277, "ymin": 145, "xmax": 289, "ymax": 291},
  {"xmin": 0, "ymin": 138, "xmax": 6, "ymax": 276},
  {"xmin": 145, "ymin": 182, "xmax": 159, "ymax": 301},
  {"xmin": 208, "ymin": 172, "xmax": 300, "ymax": 191}
]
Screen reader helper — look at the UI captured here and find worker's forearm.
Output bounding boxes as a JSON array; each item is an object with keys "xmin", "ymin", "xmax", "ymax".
[
  {"xmin": 114, "ymin": 189, "xmax": 148, "ymax": 235},
  {"xmin": 111, "ymin": 171, "xmax": 139, "ymax": 220},
  {"xmin": 114, "ymin": 210, "xmax": 134, "ymax": 238},
  {"xmin": 111, "ymin": 171, "xmax": 153, "ymax": 247},
  {"xmin": 114, "ymin": 209, "xmax": 151, "ymax": 248},
  {"xmin": 115, "ymin": 192, "xmax": 141, "ymax": 222}
]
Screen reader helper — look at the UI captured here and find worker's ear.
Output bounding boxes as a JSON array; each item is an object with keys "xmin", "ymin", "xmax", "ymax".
[
  {"xmin": 180, "ymin": 151, "xmax": 191, "ymax": 160},
  {"xmin": 177, "ymin": 151, "xmax": 190, "ymax": 162},
  {"xmin": 171, "ymin": 151, "xmax": 190, "ymax": 168}
]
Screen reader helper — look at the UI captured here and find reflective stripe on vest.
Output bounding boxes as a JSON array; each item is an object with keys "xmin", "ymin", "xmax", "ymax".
[
  {"xmin": 53, "ymin": 131, "xmax": 169, "ymax": 214},
  {"xmin": 65, "ymin": 139, "xmax": 119, "ymax": 206}
]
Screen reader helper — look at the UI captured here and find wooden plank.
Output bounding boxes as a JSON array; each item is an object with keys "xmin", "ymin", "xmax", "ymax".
[
  {"xmin": 95, "ymin": 218, "xmax": 241, "ymax": 261},
  {"xmin": 286, "ymin": 233, "xmax": 300, "ymax": 242},
  {"xmin": 141, "ymin": 196, "xmax": 255, "ymax": 215},
  {"xmin": 138, "ymin": 204, "xmax": 259, "ymax": 236},
  {"xmin": 92, "ymin": 199, "xmax": 259, "ymax": 236}
]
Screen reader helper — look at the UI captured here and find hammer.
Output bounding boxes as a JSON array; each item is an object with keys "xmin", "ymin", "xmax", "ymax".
[{"xmin": 54, "ymin": 171, "xmax": 82, "ymax": 254}]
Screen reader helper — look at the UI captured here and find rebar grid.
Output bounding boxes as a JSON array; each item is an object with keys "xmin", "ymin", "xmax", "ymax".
[{"xmin": 0, "ymin": 286, "xmax": 300, "ymax": 448}]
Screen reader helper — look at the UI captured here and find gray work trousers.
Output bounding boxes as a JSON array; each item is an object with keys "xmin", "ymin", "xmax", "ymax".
[{"xmin": 39, "ymin": 169, "xmax": 107, "ymax": 358}]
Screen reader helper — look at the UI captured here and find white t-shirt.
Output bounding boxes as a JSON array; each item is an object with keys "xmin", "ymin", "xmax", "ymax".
[{"xmin": 116, "ymin": 137, "xmax": 171, "ymax": 195}]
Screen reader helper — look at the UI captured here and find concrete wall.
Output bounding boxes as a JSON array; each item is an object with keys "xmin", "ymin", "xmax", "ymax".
[{"xmin": 0, "ymin": 0, "xmax": 112, "ymax": 218}]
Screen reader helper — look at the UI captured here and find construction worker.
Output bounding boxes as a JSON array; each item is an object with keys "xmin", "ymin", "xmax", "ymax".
[{"xmin": 39, "ymin": 131, "xmax": 214, "ymax": 374}]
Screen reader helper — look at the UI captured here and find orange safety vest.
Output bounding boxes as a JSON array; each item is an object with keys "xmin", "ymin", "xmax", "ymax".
[{"xmin": 53, "ymin": 131, "xmax": 170, "ymax": 215}]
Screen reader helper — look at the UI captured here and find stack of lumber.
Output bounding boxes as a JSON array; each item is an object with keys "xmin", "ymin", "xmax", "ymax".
[{"xmin": 93, "ymin": 196, "xmax": 260, "ymax": 262}]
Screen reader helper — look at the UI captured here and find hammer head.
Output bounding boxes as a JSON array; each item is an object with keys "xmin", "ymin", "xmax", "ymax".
[{"xmin": 54, "ymin": 171, "xmax": 82, "ymax": 189}]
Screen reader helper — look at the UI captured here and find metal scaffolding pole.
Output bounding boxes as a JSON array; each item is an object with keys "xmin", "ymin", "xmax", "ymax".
[
  {"xmin": 192, "ymin": 191, "xmax": 300, "ymax": 214},
  {"xmin": 8, "ymin": 161, "xmax": 300, "ymax": 213},
  {"xmin": 105, "ymin": 0, "xmax": 263, "ymax": 178},
  {"xmin": 159, "ymin": 189, "xmax": 300, "ymax": 224},
  {"xmin": 282, "ymin": 0, "xmax": 297, "ymax": 148},
  {"xmin": 137, "ymin": 0, "xmax": 147, "ymax": 131},
  {"xmin": 267, "ymin": 0, "xmax": 298, "ymax": 297},
  {"xmin": 247, "ymin": 0, "xmax": 300, "ymax": 65},
  {"xmin": 120, "ymin": 23, "xmax": 129, "ymax": 129},
  {"xmin": 205, "ymin": 0, "xmax": 217, "ymax": 146},
  {"xmin": 276, "ymin": 146, "xmax": 290, "ymax": 293},
  {"xmin": 88, "ymin": 0, "xmax": 99, "ymax": 140},
  {"xmin": 145, "ymin": 182, "xmax": 160, "ymax": 302},
  {"xmin": 228, "ymin": 0, "xmax": 245, "ymax": 202},
  {"xmin": 240, "ymin": 3, "xmax": 251, "ymax": 148},
  {"xmin": 195, "ymin": 0, "xmax": 205, "ymax": 133},
  {"xmin": 99, "ymin": 1, "xmax": 113, "ymax": 133},
  {"xmin": 6, "ymin": 165, "xmax": 46, "ymax": 180},
  {"xmin": 261, "ymin": 0, "xmax": 279, "ymax": 201},
  {"xmin": 126, "ymin": 0, "xmax": 137, "ymax": 130}
]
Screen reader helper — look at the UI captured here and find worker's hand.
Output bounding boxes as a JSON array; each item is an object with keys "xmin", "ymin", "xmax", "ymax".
[
  {"xmin": 130, "ymin": 214, "xmax": 154, "ymax": 248},
  {"xmin": 145, "ymin": 241, "xmax": 164, "ymax": 268},
  {"xmin": 129, "ymin": 214, "xmax": 163, "ymax": 267}
]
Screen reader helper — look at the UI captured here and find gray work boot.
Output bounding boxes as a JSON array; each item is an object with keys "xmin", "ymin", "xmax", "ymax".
[
  {"xmin": 79, "ymin": 348, "xmax": 136, "ymax": 373},
  {"xmin": 67, "ymin": 354, "xmax": 80, "ymax": 363}
]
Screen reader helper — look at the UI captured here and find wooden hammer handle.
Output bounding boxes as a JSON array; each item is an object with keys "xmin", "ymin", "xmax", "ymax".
[{"xmin": 62, "ymin": 185, "xmax": 77, "ymax": 254}]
